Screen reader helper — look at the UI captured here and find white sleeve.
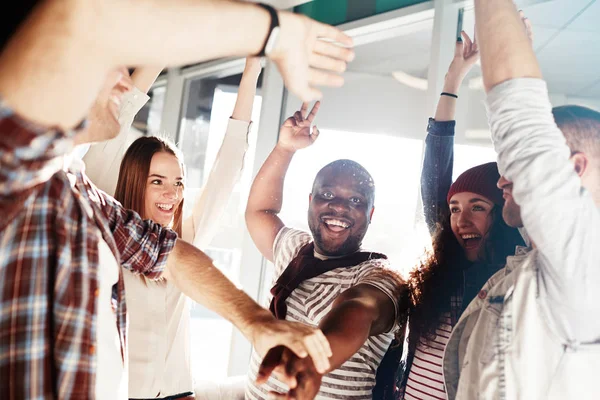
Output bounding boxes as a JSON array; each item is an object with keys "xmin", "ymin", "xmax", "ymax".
[
  {"xmin": 486, "ymin": 78, "xmax": 600, "ymax": 341},
  {"xmin": 83, "ymin": 87, "xmax": 149, "ymax": 195},
  {"xmin": 184, "ymin": 118, "xmax": 250, "ymax": 249}
]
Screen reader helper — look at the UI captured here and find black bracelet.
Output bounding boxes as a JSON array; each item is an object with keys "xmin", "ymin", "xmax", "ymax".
[
  {"xmin": 256, "ymin": 3, "xmax": 279, "ymax": 57},
  {"xmin": 441, "ymin": 92, "xmax": 458, "ymax": 99}
]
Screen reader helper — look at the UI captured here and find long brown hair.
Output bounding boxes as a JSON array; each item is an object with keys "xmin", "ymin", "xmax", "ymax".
[
  {"xmin": 407, "ymin": 205, "xmax": 524, "ymax": 346},
  {"xmin": 115, "ymin": 136, "xmax": 185, "ymax": 236}
]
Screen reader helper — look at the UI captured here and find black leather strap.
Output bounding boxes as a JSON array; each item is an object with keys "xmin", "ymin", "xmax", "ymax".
[{"xmin": 256, "ymin": 3, "xmax": 279, "ymax": 57}]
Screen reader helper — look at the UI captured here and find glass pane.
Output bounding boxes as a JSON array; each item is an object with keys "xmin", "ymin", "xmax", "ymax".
[
  {"xmin": 453, "ymin": 144, "xmax": 497, "ymax": 181},
  {"xmin": 177, "ymin": 71, "xmax": 262, "ymax": 383},
  {"xmin": 277, "ymin": 129, "xmax": 426, "ymax": 276},
  {"xmin": 266, "ymin": 135, "xmax": 498, "ymax": 282},
  {"xmin": 132, "ymin": 85, "xmax": 166, "ymax": 136}
]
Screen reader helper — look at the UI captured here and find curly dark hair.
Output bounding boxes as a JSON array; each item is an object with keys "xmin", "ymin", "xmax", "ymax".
[{"xmin": 407, "ymin": 205, "xmax": 524, "ymax": 348}]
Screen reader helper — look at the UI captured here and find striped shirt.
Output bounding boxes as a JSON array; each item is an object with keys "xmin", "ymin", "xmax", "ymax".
[
  {"xmin": 404, "ymin": 314, "xmax": 453, "ymax": 400},
  {"xmin": 0, "ymin": 102, "xmax": 177, "ymax": 399},
  {"xmin": 246, "ymin": 227, "xmax": 402, "ymax": 400}
]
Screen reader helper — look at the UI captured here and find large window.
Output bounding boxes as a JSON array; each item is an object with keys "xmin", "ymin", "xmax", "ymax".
[
  {"xmin": 271, "ymin": 132, "xmax": 497, "ymax": 279},
  {"xmin": 132, "ymin": 85, "xmax": 166, "ymax": 136},
  {"xmin": 177, "ymin": 71, "xmax": 262, "ymax": 383},
  {"xmin": 276, "ymin": 129, "xmax": 425, "ymax": 276}
]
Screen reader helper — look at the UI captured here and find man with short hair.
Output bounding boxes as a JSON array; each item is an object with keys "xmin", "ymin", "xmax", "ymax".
[
  {"xmin": 244, "ymin": 102, "xmax": 407, "ymax": 399},
  {"xmin": 442, "ymin": 3, "xmax": 600, "ymax": 399},
  {"xmin": 499, "ymin": 105, "xmax": 600, "ymax": 230}
]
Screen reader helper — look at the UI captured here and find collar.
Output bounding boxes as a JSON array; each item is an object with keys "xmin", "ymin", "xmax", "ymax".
[
  {"xmin": 313, "ymin": 247, "xmax": 361, "ymax": 261},
  {"xmin": 63, "ymin": 151, "xmax": 86, "ymax": 174},
  {"xmin": 504, "ymin": 245, "xmax": 532, "ymax": 274}
]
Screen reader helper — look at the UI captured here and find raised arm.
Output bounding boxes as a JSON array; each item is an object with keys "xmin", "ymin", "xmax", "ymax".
[
  {"xmin": 421, "ymin": 32, "xmax": 479, "ymax": 233},
  {"xmin": 232, "ymin": 58, "xmax": 262, "ymax": 122},
  {"xmin": 475, "ymin": 3, "xmax": 540, "ymax": 90},
  {"xmin": 475, "ymin": 3, "xmax": 600, "ymax": 341},
  {"xmin": 131, "ymin": 66, "xmax": 163, "ymax": 94},
  {"xmin": 258, "ymin": 270, "xmax": 406, "ymax": 399},
  {"xmin": 245, "ymin": 102, "xmax": 320, "ymax": 262},
  {"xmin": 82, "ymin": 68, "xmax": 159, "ymax": 194},
  {"xmin": 0, "ymin": 0, "xmax": 353, "ymax": 130},
  {"xmin": 186, "ymin": 58, "xmax": 260, "ymax": 249}
]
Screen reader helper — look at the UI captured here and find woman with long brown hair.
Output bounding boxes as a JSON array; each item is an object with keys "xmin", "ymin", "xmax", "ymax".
[
  {"xmin": 113, "ymin": 58, "xmax": 261, "ymax": 400},
  {"xmin": 395, "ymin": 33, "xmax": 525, "ymax": 399}
]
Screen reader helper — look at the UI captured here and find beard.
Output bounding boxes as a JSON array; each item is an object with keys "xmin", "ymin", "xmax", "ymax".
[
  {"xmin": 502, "ymin": 199, "xmax": 523, "ymax": 228},
  {"xmin": 309, "ymin": 219, "xmax": 364, "ymax": 257}
]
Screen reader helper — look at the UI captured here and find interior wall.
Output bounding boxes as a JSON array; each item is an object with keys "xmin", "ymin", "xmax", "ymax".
[
  {"xmin": 284, "ymin": 71, "xmax": 600, "ymax": 146},
  {"xmin": 284, "ymin": 71, "xmax": 428, "ymax": 141}
]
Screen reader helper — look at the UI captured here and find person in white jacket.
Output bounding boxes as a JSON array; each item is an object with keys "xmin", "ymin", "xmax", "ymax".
[
  {"xmin": 442, "ymin": 4, "xmax": 600, "ymax": 400},
  {"xmin": 85, "ymin": 58, "xmax": 261, "ymax": 400}
]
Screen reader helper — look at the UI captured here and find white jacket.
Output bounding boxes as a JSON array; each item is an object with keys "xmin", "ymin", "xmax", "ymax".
[{"xmin": 442, "ymin": 79, "xmax": 600, "ymax": 400}]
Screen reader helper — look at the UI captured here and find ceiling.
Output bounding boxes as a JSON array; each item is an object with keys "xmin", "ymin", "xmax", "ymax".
[{"xmin": 347, "ymin": 0, "xmax": 600, "ymax": 98}]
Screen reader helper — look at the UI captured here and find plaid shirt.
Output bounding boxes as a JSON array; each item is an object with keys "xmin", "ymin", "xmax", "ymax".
[{"xmin": 0, "ymin": 103, "xmax": 177, "ymax": 399}]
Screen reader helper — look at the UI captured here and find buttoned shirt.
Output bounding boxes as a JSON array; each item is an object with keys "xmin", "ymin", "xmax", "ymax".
[{"xmin": 0, "ymin": 102, "xmax": 177, "ymax": 399}]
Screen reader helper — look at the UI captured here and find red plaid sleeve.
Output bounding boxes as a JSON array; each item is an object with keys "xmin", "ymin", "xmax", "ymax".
[{"xmin": 93, "ymin": 184, "xmax": 178, "ymax": 279}]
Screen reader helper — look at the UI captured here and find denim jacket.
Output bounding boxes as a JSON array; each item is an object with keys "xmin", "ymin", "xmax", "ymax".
[
  {"xmin": 421, "ymin": 118, "xmax": 455, "ymax": 235},
  {"xmin": 394, "ymin": 118, "xmax": 503, "ymax": 398},
  {"xmin": 442, "ymin": 79, "xmax": 600, "ymax": 400}
]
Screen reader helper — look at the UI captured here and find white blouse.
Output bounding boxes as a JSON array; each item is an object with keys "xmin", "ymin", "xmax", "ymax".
[
  {"xmin": 124, "ymin": 118, "xmax": 249, "ymax": 398},
  {"xmin": 84, "ymin": 89, "xmax": 250, "ymax": 398}
]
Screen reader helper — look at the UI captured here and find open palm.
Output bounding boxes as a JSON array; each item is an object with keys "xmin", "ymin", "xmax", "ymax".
[
  {"xmin": 278, "ymin": 102, "xmax": 321, "ymax": 152},
  {"xmin": 271, "ymin": 13, "xmax": 354, "ymax": 102}
]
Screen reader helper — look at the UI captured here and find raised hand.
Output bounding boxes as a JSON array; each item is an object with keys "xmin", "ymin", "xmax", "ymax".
[
  {"xmin": 258, "ymin": 346, "xmax": 323, "ymax": 400},
  {"xmin": 277, "ymin": 102, "xmax": 321, "ymax": 152},
  {"xmin": 250, "ymin": 316, "xmax": 332, "ymax": 375},
  {"xmin": 444, "ymin": 31, "xmax": 480, "ymax": 92},
  {"xmin": 270, "ymin": 13, "xmax": 354, "ymax": 102},
  {"xmin": 519, "ymin": 10, "xmax": 534, "ymax": 44}
]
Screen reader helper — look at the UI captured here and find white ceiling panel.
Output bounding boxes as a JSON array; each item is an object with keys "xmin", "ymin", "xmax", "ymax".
[
  {"xmin": 566, "ymin": 1, "xmax": 600, "ymax": 32},
  {"xmin": 346, "ymin": 0, "xmax": 600, "ymax": 99},
  {"xmin": 531, "ymin": 27, "xmax": 562, "ymax": 52},
  {"xmin": 348, "ymin": 23, "xmax": 434, "ymax": 76},
  {"xmin": 522, "ymin": 0, "xmax": 592, "ymax": 29},
  {"xmin": 536, "ymin": 28, "xmax": 600, "ymax": 95},
  {"xmin": 578, "ymin": 79, "xmax": 600, "ymax": 97}
]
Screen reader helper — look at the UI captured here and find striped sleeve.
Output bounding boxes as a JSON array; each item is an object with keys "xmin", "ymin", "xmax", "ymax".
[
  {"xmin": 272, "ymin": 227, "xmax": 311, "ymax": 277},
  {"xmin": 355, "ymin": 260, "xmax": 407, "ymax": 330}
]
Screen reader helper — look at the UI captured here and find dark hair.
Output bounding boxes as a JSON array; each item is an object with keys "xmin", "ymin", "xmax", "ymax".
[
  {"xmin": 553, "ymin": 105, "xmax": 600, "ymax": 159},
  {"xmin": 407, "ymin": 205, "xmax": 524, "ymax": 348},
  {"xmin": 115, "ymin": 136, "xmax": 185, "ymax": 236},
  {"xmin": 313, "ymin": 159, "xmax": 375, "ymax": 204},
  {"xmin": 1, "ymin": 1, "xmax": 39, "ymax": 51}
]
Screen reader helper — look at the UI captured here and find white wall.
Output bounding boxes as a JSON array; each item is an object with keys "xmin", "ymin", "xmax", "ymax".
[
  {"xmin": 283, "ymin": 71, "xmax": 492, "ymax": 146},
  {"xmin": 284, "ymin": 71, "xmax": 600, "ymax": 147},
  {"xmin": 284, "ymin": 72, "xmax": 429, "ymax": 141}
]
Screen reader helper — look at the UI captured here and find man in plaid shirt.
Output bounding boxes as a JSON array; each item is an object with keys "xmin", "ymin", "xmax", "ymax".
[{"xmin": 0, "ymin": 0, "xmax": 358, "ymax": 397}]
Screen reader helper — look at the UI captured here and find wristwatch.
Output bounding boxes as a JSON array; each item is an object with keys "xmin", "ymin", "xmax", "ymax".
[{"xmin": 256, "ymin": 3, "xmax": 280, "ymax": 57}]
